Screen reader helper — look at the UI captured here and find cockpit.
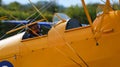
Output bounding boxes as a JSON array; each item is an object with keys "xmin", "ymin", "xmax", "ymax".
[
  {"xmin": 53, "ymin": 13, "xmax": 82, "ymax": 29},
  {"xmin": 22, "ymin": 13, "xmax": 83, "ymax": 40}
]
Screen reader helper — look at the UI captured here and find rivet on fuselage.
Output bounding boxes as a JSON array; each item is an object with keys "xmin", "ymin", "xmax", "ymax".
[{"xmin": 96, "ymin": 42, "xmax": 99, "ymax": 46}]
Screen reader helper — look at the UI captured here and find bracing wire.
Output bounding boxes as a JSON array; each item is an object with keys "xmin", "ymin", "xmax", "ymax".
[
  {"xmin": 0, "ymin": 34, "xmax": 6, "ymax": 40},
  {"xmin": 16, "ymin": 0, "xmax": 54, "ymax": 33},
  {"xmin": 26, "ymin": 1, "xmax": 53, "ymax": 20},
  {"xmin": 51, "ymin": 22, "xmax": 89, "ymax": 67},
  {"xmin": 6, "ymin": 19, "xmax": 45, "ymax": 34},
  {"xmin": 55, "ymin": 47, "xmax": 82, "ymax": 67},
  {"xmin": 119, "ymin": 0, "xmax": 120, "ymax": 5},
  {"xmin": 28, "ymin": 0, "xmax": 48, "ymax": 22},
  {"xmin": 0, "ymin": 0, "xmax": 54, "ymax": 39},
  {"xmin": 101, "ymin": 0, "xmax": 106, "ymax": 3},
  {"xmin": 111, "ymin": 0, "xmax": 119, "ymax": 10},
  {"xmin": 101, "ymin": 0, "xmax": 113, "ymax": 10},
  {"xmin": 17, "ymin": 0, "xmax": 54, "ymax": 26}
]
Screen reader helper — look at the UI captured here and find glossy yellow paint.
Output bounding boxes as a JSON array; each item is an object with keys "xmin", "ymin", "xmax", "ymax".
[{"xmin": 1, "ymin": 0, "xmax": 120, "ymax": 67}]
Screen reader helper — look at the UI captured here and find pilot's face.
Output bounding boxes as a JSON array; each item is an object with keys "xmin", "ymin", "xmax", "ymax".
[{"xmin": 31, "ymin": 24, "xmax": 39, "ymax": 32}]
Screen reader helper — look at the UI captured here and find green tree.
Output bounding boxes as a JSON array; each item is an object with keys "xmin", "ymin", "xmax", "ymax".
[
  {"xmin": 7, "ymin": 2, "xmax": 21, "ymax": 11},
  {"xmin": 64, "ymin": 4, "xmax": 97, "ymax": 24}
]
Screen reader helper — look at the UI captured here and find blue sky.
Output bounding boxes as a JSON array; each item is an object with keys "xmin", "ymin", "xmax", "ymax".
[{"xmin": 3, "ymin": 0, "xmax": 117, "ymax": 7}]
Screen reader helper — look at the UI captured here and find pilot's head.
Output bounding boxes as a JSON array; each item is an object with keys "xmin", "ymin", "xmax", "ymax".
[{"xmin": 29, "ymin": 23, "xmax": 40, "ymax": 33}]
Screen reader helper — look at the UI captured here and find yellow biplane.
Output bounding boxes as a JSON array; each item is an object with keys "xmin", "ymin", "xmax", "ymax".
[{"xmin": 1, "ymin": 0, "xmax": 120, "ymax": 67}]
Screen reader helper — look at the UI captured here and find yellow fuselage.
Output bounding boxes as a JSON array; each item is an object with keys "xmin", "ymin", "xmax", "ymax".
[{"xmin": 1, "ymin": 10, "xmax": 120, "ymax": 67}]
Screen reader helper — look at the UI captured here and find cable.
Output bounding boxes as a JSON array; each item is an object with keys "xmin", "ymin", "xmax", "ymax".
[
  {"xmin": 55, "ymin": 47, "xmax": 82, "ymax": 67},
  {"xmin": 0, "ymin": 0, "xmax": 54, "ymax": 39},
  {"xmin": 101, "ymin": 0, "xmax": 113, "ymax": 10},
  {"xmin": 26, "ymin": 1, "xmax": 53, "ymax": 20},
  {"xmin": 111, "ymin": 0, "xmax": 119, "ymax": 10},
  {"xmin": 28, "ymin": 0, "xmax": 48, "ymax": 22},
  {"xmin": 14, "ymin": 0, "xmax": 54, "ymax": 34},
  {"xmin": 50, "ymin": 21, "xmax": 89, "ymax": 67},
  {"xmin": 0, "ymin": 34, "xmax": 6, "ymax": 40}
]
